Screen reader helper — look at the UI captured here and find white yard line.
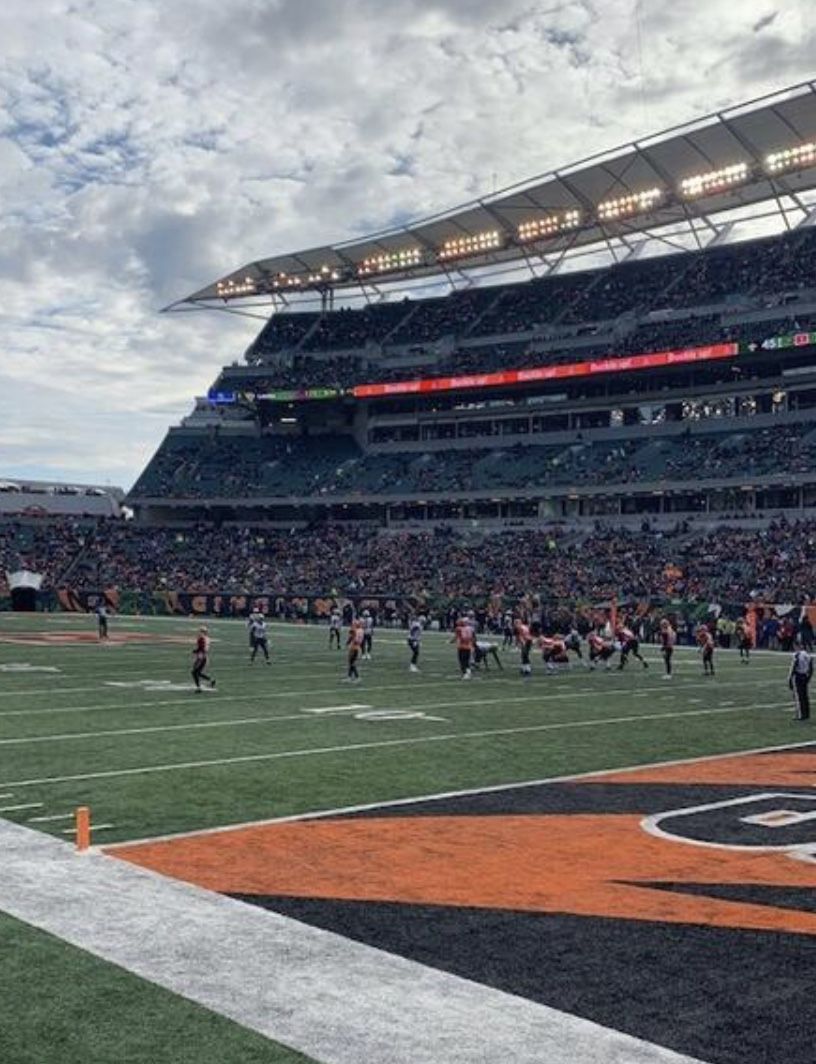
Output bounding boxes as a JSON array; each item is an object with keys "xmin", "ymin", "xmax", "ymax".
[
  {"xmin": 0, "ymin": 706, "xmax": 373, "ymax": 746},
  {"xmin": 27, "ymin": 812, "xmax": 75, "ymax": 823},
  {"xmin": 0, "ymin": 675, "xmax": 784, "ymax": 721},
  {"xmin": 107, "ymin": 735, "xmax": 816, "ymax": 848},
  {"xmin": 0, "ymin": 682, "xmax": 455, "ymax": 718},
  {"xmin": 0, "ymin": 702, "xmax": 788, "ymax": 790},
  {"xmin": 0, "ymin": 681, "xmax": 785, "ymax": 746},
  {"xmin": 0, "ymin": 802, "xmax": 43, "ymax": 812},
  {"xmin": 61, "ymin": 823, "xmax": 115, "ymax": 834},
  {"xmin": 0, "ymin": 653, "xmax": 784, "ymax": 693}
]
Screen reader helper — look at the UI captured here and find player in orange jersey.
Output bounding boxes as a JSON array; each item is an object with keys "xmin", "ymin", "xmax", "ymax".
[
  {"xmin": 344, "ymin": 620, "xmax": 364, "ymax": 682},
  {"xmin": 735, "ymin": 618, "xmax": 752, "ymax": 664},
  {"xmin": 615, "ymin": 623, "xmax": 649, "ymax": 671},
  {"xmin": 191, "ymin": 626, "xmax": 216, "ymax": 693},
  {"xmin": 515, "ymin": 619, "xmax": 533, "ymax": 677},
  {"xmin": 697, "ymin": 625, "xmax": 716, "ymax": 676},
  {"xmin": 587, "ymin": 630, "xmax": 615, "ymax": 670},
  {"xmin": 451, "ymin": 617, "xmax": 475, "ymax": 679},
  {"xmin": 541, "ymin": 634, "xmax": 569, "ymax": 673},
  {"xmin": 659, "ymin": 618, "xmax": 676, "ymax": 680}
]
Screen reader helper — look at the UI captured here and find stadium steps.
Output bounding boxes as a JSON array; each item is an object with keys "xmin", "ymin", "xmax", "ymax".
[
  {"xmin": 643, "ymin": 255, "xmax": 703, "ymax": 309},
  {"xmin": 381, "ymin": 302, "xmax": 422, "ymax": 345},
  {"xmin": 57, "ymin": 536, "xmax": 96, "ymax": 588},
  {"xmin": 463, "ymin": 287, "xmax": 509, "ymax": 338},
  {"xmin": 294, "ymin": 313, "xmax": 328, "ymax": 351},
  {"xmin": 551, "ymin": 269, "xmax": 606, "ymax": 326}
]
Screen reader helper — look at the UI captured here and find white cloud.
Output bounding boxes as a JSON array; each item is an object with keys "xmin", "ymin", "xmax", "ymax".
[{"xmin": 0, "ymin": 0, "xmax": 813, "ymax": 488}]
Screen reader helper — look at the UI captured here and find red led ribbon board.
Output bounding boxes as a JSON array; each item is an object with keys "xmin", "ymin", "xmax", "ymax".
[{"xmin": 352, "ymin": 342, "xmax": 739, "ymax": 399}]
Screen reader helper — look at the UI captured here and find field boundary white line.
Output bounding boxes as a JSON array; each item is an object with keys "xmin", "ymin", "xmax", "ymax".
[
  {"xmin": 61, "ymin": 823, "xmax": 115, "ymax": 834},
  {"xmin": 106, "ymin": 735, "xmax": 816, "ymax": 849},
  {"xmin": 0, "ymin": 701, "xmax": 792, "ymax": 791},
  {"xmin": 0, "ymin": 818, "xmax": 705, "ymax": 1064}
]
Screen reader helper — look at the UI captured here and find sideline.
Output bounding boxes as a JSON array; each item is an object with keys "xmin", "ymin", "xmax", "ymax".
[
  {"xmin": 0, "ymin": 817, "xmax": 706, "ymax": 1064},
  {"xmin": 104, "ymin": 734, "xmax": 816, "ymax": 849}
]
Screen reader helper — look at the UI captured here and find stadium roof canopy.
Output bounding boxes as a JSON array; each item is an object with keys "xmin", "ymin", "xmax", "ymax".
[{"xmin": 169, "ymin": 81, "xmax": 816, "ymax": 314}]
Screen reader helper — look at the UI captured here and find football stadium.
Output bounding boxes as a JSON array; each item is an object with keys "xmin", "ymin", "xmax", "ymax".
[{"xmin": 3, "ymin": 74, "xmax": 816, "ymax": 1064}]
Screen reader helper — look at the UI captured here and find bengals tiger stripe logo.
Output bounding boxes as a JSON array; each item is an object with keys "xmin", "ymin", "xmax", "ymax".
[{"xmin": 112, "ymin": 747, "xmax": 816, "ymax": 937}]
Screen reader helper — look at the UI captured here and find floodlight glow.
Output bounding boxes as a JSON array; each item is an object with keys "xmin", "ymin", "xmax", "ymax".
[
  {"xmin": 216, "ymin": 277, "xmax": 257, "ymax": 297},
  {"xmin": 266, "ymin": 264, "xmax": 343, "ymax": 289},
  {"xmin": 766, "ymin": 142, "xmax": 816, "ymax": 174},
  {"xmin": 357, "ymin": 247, "xmax": 423, "ymax": 276},
  {"xmin": 597, "ymin": 187, "xmax": 663, "ymax": 221},
  {"xmin": 679, "ymin": 163, "xmax": 749, "ymax": 198},
  {"xmin": 517, "ymin": 210, "xmax": 581, "ymax": 241},
  {"xmin": 437, "ymin": 229, "xmax": 502, "ymax": 261}
]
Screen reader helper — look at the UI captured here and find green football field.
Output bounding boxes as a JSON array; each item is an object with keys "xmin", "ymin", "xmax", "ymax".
[
  {"xmin": 0, "ymin": 612, "xmax": 801, "ymax": 846},
  {"xmin": 0, "ymin": 611, "xmax": 806, "ymax": 1064}
]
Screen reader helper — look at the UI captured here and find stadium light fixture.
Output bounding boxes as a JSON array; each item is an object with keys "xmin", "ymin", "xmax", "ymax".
[
  {"xmin": 437, "ymin": 229, "xmax": 502, "ymax": 262},
  {"xmin": 265, "ymin": 265, "xmax": 343, "ymax": 290},
  {"xmin": 216, "ymin": 276, "xmax": 257, "ymax": 297},
  {"xmin": 766, "ymin": 141, "xmax": 816, "ymax": 174},
  {"xmin": 357, "ymin": 247, "xmax": 423, "ymax": 277},
  {"xmin": 596, "ymin": 187, "xmax": 663, "ymax": 222},
  {"xmin": 678, "ymin": 163, "xmax": 749, "ymax": 198},
  {"xmin": 517, "ymin": 210, "xmax": 581, "ymax": 242}
]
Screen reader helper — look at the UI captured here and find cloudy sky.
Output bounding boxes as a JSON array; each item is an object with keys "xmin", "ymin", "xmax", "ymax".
[{"xmin": 0, "ymin": 0, "xmax": 813, "ymax": 489}]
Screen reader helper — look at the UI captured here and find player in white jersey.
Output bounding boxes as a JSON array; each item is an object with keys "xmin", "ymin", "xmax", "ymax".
[
  {"xmin": 474, "ymin": 638, "xmax": 503, "ymax": 671},
  {"xmin": 329, "ymin": 608, "xmax": 342, "ymax": 649},
  {"xmin": 96, "ymin": 602, "xmax": 109, "ymax": 641},
  {"xmin": 361, "ymin": 610, "xmax": 374, "ymax": 660},
  {"xmin": 407, "ymin": 616, "xmax": 423, "ymax": 672},
  {"xmin": 248, "ymin": 612, "xmax": 270, "ymax": 665}
]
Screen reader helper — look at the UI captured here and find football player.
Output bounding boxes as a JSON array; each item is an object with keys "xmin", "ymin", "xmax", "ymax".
[{"xmin": 192, "ymin": 625, "xmax": 216, "ymax": 693}]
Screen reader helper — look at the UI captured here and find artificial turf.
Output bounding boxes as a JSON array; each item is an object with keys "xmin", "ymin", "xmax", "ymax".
[
  {"xmin": 0, "ymin": 611, "xmax": 802, "ymax": 846},
  {"xmin": 0, "ymin": 611, "xmax": 809, "ymax": 1064},
  {"xmin": 0, "ymin": 909, "xmax": 315, "ymax": 1064}
]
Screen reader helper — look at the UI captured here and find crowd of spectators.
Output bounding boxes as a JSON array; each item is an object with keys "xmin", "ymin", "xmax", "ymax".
[
  {"xmin": 301, "ymin": 303, "xmax": 409, "ymax": 351},
  {"xmin": 6, "ymin": 517, "xmax": 814, "ymax": 607},
  {"xmin": 248, "ymin": 312, "xmax": 321, "ymax": 356},
  {"xmin": 221, "ymin": 305, "xmax": 816, "ymax": 397},
  {"xmin": 132, "ymin": 420, "xmax": 816, "ymax": 500},
  {"xmin": 0, "ymin": 518, "xmax": 91, "ymax": 593},
  {"xmin": 241, "ymin": 226, "xmax": 816, "ymax": 386},
  {"xmin": 659, "ymin": 425, "xmax": 814, "ymax": 481}
]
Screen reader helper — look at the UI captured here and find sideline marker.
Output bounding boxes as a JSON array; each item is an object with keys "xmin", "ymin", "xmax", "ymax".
[{"xmin": 75, "ymin": 806, "xmax": 91, "ymax": 851}]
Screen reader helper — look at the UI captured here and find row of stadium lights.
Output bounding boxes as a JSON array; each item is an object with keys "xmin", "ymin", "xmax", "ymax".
[{"xmin": 215, "ymin": 142, "xmax": 815, "ymax": 295}]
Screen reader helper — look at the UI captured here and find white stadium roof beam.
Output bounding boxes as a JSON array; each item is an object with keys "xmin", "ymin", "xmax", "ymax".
[{"xmin": 167, "ymin": 81, "xmax": 816, "ymax": 314}]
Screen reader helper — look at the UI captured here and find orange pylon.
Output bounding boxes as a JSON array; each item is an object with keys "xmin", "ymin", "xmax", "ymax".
[{"xmin": 75, "ymin": 806, "xmax": 91, "ymax": 851}]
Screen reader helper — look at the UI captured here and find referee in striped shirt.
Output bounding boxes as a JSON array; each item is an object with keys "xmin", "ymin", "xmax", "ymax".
[{"xmin": 788, "ymin": 643, "xmax": 813, "ymax": 721}]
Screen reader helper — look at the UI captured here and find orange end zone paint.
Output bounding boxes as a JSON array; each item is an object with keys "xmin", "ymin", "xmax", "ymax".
[{"xmin": 110, "ymin": 749, "xmax": 816, "ymax": 938}]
